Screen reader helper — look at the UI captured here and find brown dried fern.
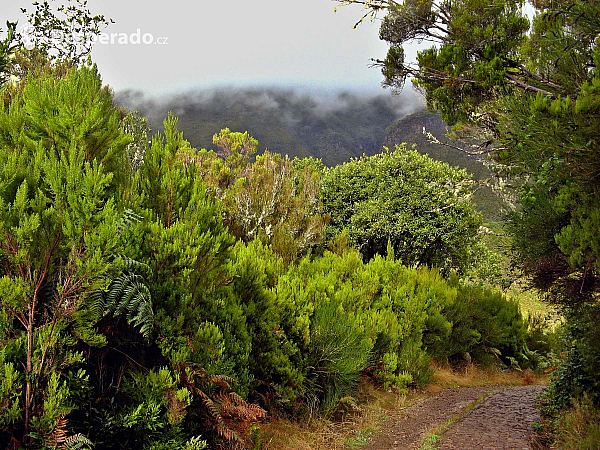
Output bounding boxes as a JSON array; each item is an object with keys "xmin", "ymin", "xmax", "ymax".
[
  {"xmin": 46, "ymin": 416, "xmax": 69, "ymax": 448},
  {"xmin": 185, "ymin": 368, "xmax": 267, "ymax": 448},
  {"xmin": 44, "ymin": 415, "xmax": 92, "ymax": 449}
]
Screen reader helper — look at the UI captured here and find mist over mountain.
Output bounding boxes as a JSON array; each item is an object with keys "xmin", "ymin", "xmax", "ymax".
[{"xmin": 115, "ymin": 86, "xmax": 424, "ymax": 166}]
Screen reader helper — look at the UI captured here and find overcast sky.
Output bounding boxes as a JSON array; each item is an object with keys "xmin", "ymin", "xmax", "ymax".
[{"xmin": 1, "ymin": 0, "xmax": 428, "ymax": 95}]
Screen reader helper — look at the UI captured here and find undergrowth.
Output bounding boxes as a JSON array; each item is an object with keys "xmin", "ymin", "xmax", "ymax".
[{"xmin": 553, "ymin": 396, "xmax": 600, "ymax": 450}]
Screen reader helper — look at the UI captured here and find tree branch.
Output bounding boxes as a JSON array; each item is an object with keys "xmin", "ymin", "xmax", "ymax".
[{"xmin": 505, "ymin": 73, "xmax": 556, "ymax": 97}]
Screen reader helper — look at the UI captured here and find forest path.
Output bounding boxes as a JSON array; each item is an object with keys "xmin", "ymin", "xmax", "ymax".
[{"xmin": 366, "ymin": 385, "xmax": 545, "ymax": 450}]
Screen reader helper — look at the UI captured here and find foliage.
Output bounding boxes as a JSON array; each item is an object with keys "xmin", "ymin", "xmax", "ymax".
[
  {"xmin": 541, "ymin": 303, "xmax": 600, "ymax": 417},
  {"xmin": 0, "ymin": 22, "xmax": 18, "ymax": 87},
  {"xmin": 339, "ymin": 0, "xmax": 600, "ymax": 428},
  {"xmin": 274, "ymin": 248, "xmax": 456, "ymax": 402},
  {"xmin": 384, "ymin": 109, "xmax": 507, "ymax": 223},
  {"xmin": 183, "ymin": 132, "xmax": 328, "ymax": 264},
  {"xmin": 321, "ymin": 145, "xmax": 481, "ymax": 272},
  {"xmin": 337, "ymin": 0, "xmax": 531, "ymax": 124},
  {"xmin": 87, "ymin": 256, "xmax": 154, "ymax": 338},
  {"xmin": 0, "ymin": 7, "xmax": 558, "ymax": 446},
  {"xmin": 18, "ymin": 0, "xmax": 112, "ymax": 63},
  {"xmin": 304, "ymin": 301, "xmax": 373, "ymax": 416},
  {"xmin": 426, "ymin": 281, "xmax": 530, "ymax": 368},
  {"xmin": 0, "ymin": 63, "xmax": 132, "ymax": 446}
]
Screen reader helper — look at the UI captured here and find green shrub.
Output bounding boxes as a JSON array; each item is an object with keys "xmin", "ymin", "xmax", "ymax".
[
  {"xmin": 426, "ymin": 282, "xmax": 530, "ymax": 368},
  {"xmin": 274, "ymin": 249, "xmax": 455, "ymax": 397},
  {"xmin": 305, "ymin": 302, "xmax": 373, "ymax": 416},
  {"xmin": 397, "ymin": 341, "xmax": 434, "ymax": 387}
]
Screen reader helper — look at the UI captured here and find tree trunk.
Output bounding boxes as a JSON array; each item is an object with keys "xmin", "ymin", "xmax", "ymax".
[{"xmin": 23, "ymin": 293, "xmax": 37, "ymax": 442}]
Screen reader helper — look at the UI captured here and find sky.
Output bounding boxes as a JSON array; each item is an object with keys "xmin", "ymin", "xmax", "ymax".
[{"xmin": 0, "ymin": 0, "xmax": 427, "ymax": 95}]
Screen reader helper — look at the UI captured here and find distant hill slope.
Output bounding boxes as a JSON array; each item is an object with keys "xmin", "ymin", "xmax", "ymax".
[
  {"xmin": 385, "ymin": 110, "xmax": 505, "ymax": 222},
  {"xmin": 115, "ymin": 88, "xmax": 420, "ymax": 167},
  {"xmin": 385, "ymin": 109, "xmax": 490, "ymax": 180}
]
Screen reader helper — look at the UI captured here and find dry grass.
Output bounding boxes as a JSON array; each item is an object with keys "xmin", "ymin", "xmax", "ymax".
[
  {"xmin": 429, "ymin": 363, "xmax": 551, "ymax": 389},
  {"xmin": 255, "ymin": 378, "xmax": 409, "ymax": 450}
]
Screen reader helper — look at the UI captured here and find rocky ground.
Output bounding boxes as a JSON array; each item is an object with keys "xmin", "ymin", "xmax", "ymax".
[{"xmin": 366, "ymin": 385, "xmax": 545, "ymax": 450}]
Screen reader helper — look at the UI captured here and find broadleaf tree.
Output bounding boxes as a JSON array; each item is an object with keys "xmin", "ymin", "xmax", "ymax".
[{"xmin": 321, "ymin": 145, "xmax": 481, "ymax": 273}]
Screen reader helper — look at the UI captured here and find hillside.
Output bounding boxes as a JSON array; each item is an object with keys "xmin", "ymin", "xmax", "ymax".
[{"xmin": 117, "ymin": 89, "xmax": 505, "ymax": 222}]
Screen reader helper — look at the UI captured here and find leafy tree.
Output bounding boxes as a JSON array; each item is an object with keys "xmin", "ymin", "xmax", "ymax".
[
  {"xmin": 321, "ymin": 144, "xmax": 481, "ymax": 272},
  {"xmin": 337, "ymin": 0, "xmax": 599, "ymax": 294},
  {"xmin": 18, "ymin": 0, "xmax": 112, "ymax": 64}
]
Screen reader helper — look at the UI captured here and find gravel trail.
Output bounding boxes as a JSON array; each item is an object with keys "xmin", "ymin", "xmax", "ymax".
[{"xmin": 366, "ymin": 385, "xmax": 545, "ymax": 450}]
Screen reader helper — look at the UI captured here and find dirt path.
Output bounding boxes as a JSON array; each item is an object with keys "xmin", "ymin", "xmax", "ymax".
[
  {"xmin": 438, "ymin": 385, "xmax": 545, "ymax": 449},
  {"xmin": 366, "ymin": 385, "xmax": 545, "ymax": 450}
]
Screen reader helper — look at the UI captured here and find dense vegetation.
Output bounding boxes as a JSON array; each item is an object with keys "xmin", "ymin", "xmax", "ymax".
[
  {"xmin": 0, "ymin": 0, "xmax": 595, "ymax": 447},
  {"xmin": 321, "ymin": 146, "xmax": 481, "ymax": 269},
  {"xmin": 336, "ymin": 0, "xmax": 600, "ymax": 444},
  {"xmin": 0, "ymin": 57, "xmax": 543, "ymax": 450}
]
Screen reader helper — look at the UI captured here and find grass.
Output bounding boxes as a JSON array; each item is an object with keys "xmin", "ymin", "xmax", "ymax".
[
  {"xmin": 553, "ymin": 396, "xmax": 600, "ymax": 450},
  {"xmin": 344, "ymin": 429, "xmax": 374, "ymax": 448},
  {"xmin": 255, "ymin": 378, "xmax": 410, "ymax": 449},
  {"xmin": 429, "ymin": 363, "xmax": 550, "ymax": 391}
]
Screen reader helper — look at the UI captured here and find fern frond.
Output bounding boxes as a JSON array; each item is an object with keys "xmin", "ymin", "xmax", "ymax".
[
  {"xmin": 46, "ymin": 416, "xmax": 69, "ymax": 447},
  {"xmin": 117, "ymin": 255, "xmax": 152, "ymax": 277},
  {"xmin": 89, "ymin": 269, "xmax": 153, "ymax": 337},
  {"xmin": 116, "ymin": 208, "xmax": 142, "ymax": 233},
  {"xmin": 207, "ymin": 374, "xmax": 234, "ymax": 391},
  {"xmin": 63, "ymin": 433, "xmax": 93, "ymax": 450},
  {"xmin": 87, "ymin": 288, "xmax": 107, "ymax": 323}
]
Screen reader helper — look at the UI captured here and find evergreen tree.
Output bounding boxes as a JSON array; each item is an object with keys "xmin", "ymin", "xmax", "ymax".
[{"xmin": 0, "ymin": 63, "xmax": 130, "ymax": 446}]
